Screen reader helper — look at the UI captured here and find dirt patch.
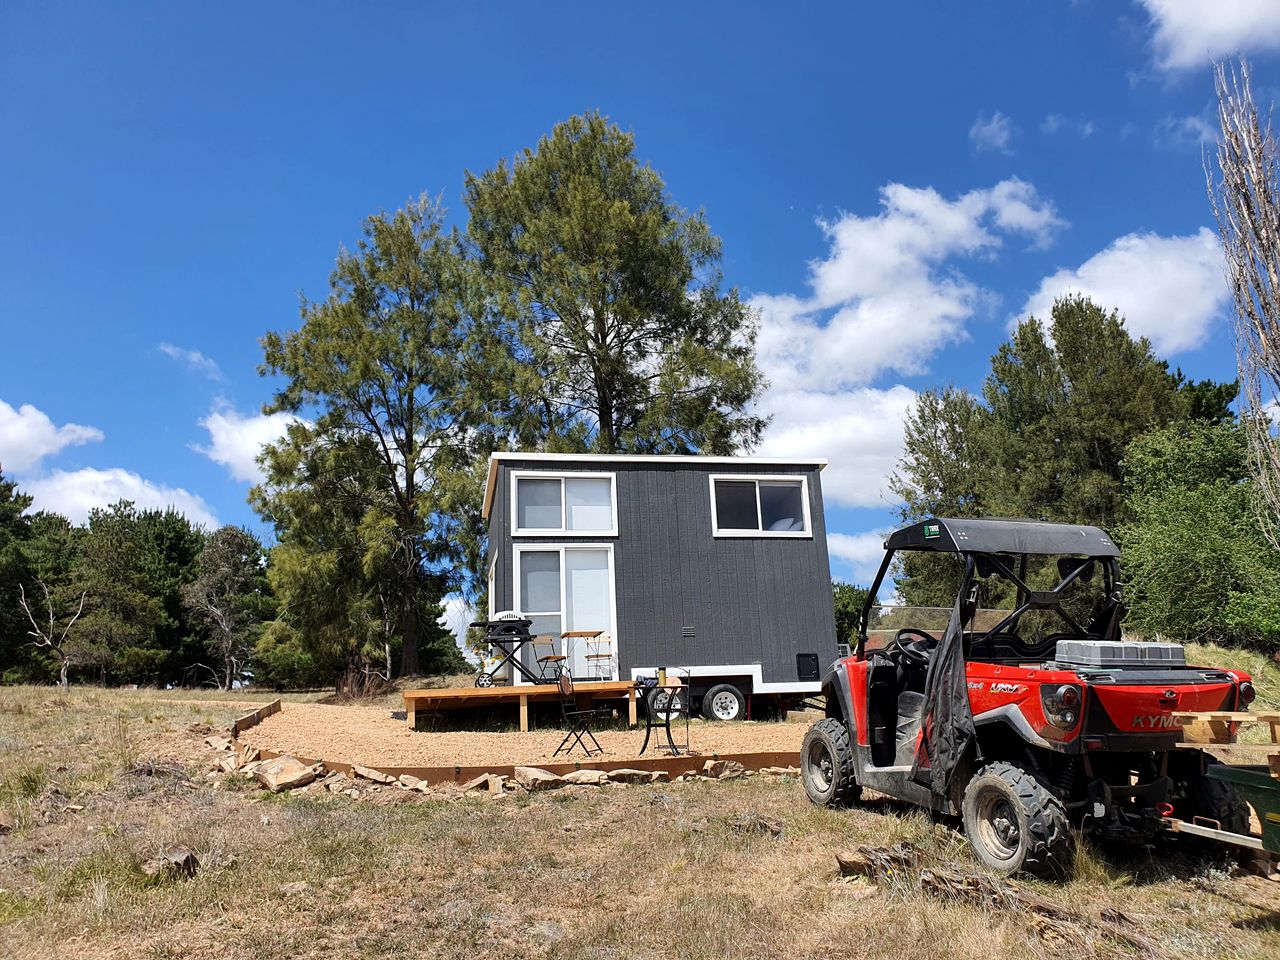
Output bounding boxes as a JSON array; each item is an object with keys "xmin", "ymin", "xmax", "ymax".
[{"xmin": 241, "ymin": 702, "xmax": 806, "ymax": 768}]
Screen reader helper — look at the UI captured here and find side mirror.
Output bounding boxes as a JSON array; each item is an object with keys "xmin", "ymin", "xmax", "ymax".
[{"xmin": 1057, "ymin": 557, "xmax": 1094, "ymax": 584}]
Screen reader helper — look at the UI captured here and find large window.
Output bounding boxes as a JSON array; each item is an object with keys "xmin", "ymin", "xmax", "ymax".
[
  {"xmin": 513, "ymin": 473, "xmax": 616, "ymax": 535},
  {"xmin": 709, "ymin": 475, "xmax": 810, "ymax": 537}
]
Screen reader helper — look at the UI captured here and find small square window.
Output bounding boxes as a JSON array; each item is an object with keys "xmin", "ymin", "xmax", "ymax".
[
  {"xmin": 714, "ymin": 480, "xmax": 760, "ymax": 530},
  {"xmin": 517, "ymin": 479, "xmax": 562, "ymax": 529}
]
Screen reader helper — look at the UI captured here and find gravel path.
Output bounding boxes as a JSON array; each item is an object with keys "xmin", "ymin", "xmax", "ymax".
[{"xmin": 242, "ymin": 702, "xmax": 807, "ymax": 768}]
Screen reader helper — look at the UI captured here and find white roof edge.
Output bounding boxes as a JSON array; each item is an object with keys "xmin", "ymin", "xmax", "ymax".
[{"xmin": 481, "ymin": 451, "xmax": 828, "ymax": 519}]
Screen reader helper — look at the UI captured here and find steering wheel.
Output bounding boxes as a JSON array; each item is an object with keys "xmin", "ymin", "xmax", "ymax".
[{"xmin": 888, "ymin": 628, "xmax": 938, "ymax": 667}]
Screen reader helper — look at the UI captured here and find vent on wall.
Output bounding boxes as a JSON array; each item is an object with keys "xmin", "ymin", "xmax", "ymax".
[{"xmin": 796, "ymin": 653, "xmax": 820, "ymax": 681}]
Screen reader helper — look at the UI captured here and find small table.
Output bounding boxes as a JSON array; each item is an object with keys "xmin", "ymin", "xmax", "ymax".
[{"xmin": 639, "ymin": 682, "xmax": 688, "ymax": 756}]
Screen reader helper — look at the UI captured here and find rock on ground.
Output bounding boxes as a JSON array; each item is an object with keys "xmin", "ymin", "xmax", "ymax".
[
  {"xmin": 141, "ymin": 846, "xmax": 200, "ymax": 879},
  {"xmin": 514, "ymin": 766, "xmax": 564, "ymax": 791},
  {"xmin": 254, "ymin": 756, "xmax": 316, "ymax": 793}
]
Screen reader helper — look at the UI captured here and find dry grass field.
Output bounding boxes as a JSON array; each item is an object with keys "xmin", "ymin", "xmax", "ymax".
[{"xmin": 0, "ymin": 647, "xmax": 1277, "ymax": 960}]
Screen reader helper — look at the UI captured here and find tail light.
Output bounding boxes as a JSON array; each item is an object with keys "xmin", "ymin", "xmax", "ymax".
[
  {"xmin": 1239, "ymin": 681, "xmax": 1256, "ymax": 707},
  {"xmin": 1041, "ymin": 683, "xmax": 1082, "ymax": 729}
]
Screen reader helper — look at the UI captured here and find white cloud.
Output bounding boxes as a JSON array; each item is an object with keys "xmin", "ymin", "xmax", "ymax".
[
  {"xmin": 969, "ymin": 111, "xmax": 1015, "ymax": 154},
  {"xmin": 828, "ymin": 531, "xmax": 890, "ymax": 585},
  {"xmin": 24, "ymin": 467, "xmax": 219, "ymax": 528},
  {"xmin": 1140, "ymin": 0, "xmax": 1280, "ymax": 71},
  {"xmin": 1042, "ymin": 114, "xmax": 1098, "ymax": 137},
  {"xmin": 1154, "ymin": 113, "xmax": 1216, "ymax": 149},
  {"xmin": 158, "ymin": 343, "xmax": 223, "ymax": 381},
  {"xmin": 752, "ymin": 179, "xmax": 1062, "ymax": 394},
  {"xmin": 756, "ymin": 386, "xmax": 916, "ymax": 508},
  {"xmin": 1019, "ymin": 227, "xmax": 1228, "ymax": 354},
  {"xmin": 197, "ymin": 406, "xmax": 299, "ymax": 484},
  {"xmin": 439, "ymin": 594, "xmax": 479, "ymax": 664},
  {"xmin": 750, "ymin": 178, "xmax": 1061, "ymax": 509},
  {"xmin": 0, "ymin": 400, "xmax": 103, "ymax": 474}
]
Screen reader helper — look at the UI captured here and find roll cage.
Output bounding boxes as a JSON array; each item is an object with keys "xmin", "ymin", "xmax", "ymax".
[{"xmin": 856, "ymin": 517, "xmax": 1125, "ymax": 661}]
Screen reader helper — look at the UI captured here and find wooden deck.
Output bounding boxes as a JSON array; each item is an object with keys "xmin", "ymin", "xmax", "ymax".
[{"xmin": 402, "ymin": 680, "xmax": 638, "ymax": 732}]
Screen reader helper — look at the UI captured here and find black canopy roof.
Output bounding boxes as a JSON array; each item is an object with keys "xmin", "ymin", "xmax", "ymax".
[{"xmin": 885, "ymin": 517, "xmax": 1120, "ymax": 557}]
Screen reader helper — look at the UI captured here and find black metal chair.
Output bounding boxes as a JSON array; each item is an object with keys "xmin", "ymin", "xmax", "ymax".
[{"xmin": 552, "ymin": 669, "xmax": 608, "ymax": 758}]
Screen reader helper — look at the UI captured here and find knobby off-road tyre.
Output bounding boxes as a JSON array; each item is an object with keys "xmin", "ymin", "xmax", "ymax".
[
  {"xmin": 702, "ymin": 683, "xmax": 746, "ymax": 721},
  {"xmin": 961, "ymin": 761, "xmax": 1074, "ymax": 879},
  {"xmin": 802, "ymin": 718, "xmax": 861, "ymax": 808},
  {"xmin": 1183, "ymin": 756, "xmax": 1251, "ymax": 850}
]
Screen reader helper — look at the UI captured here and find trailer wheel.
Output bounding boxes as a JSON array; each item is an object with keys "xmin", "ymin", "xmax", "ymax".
[
  {"xmin": 962, "ymin": 761, "xmax": 1073, "ymax": 878},
  {"xmin": 702, "ymin": 683, "xmax": 746, "ymax": 721},
  {"xmin": 801, "ymin": 718, "xmax": 861, "ymax": 807},
  {"xmin": 646, "ymin": 687, "xmax": 686, "ymax": 721}
]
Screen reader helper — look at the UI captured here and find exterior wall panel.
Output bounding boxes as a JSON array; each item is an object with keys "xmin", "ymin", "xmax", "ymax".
[{"xmin": 487, "ymin": 457, "xmax": 838, "ymax": 686}]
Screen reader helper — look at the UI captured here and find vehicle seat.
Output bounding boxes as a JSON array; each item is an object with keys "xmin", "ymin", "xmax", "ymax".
[{"xmin": 894, "ymin": 691, "xmax": 925, "ymax": 765}]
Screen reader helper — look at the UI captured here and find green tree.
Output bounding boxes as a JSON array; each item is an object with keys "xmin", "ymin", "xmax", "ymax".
[
  {"xmin": 137, "ymin": 508, "xmax": 206, "ymax": 685},
  {"xmin": 258, "ymin": 196, "xmax": 472, "ymax": 676},
  {"xmin": 464, "ymin": 112, "xmax": 766, "ymax": 456},
  {"xmin": 832, "ymin": 581, "xmax": 875, "ymax": 646},
  {"xmin": 0, "ymin": 471, "xmax": 34, "ymax": 679},
  {"xmin": 182, "ymin": 526, "xmax": 273, "ymax": 689},
  {"xmin": 71, "ymin": 502, "xmax": 166, "ymax": 683},
  {"xmin": 14, "ymin": 513, "xmax": 84, "ymax": 686},
  {"xmin": 1120, "ymin": 421, "xmax": 1280, "ymax": 648},
  {"xmin": 892, "ymin": 296, "xmax": 1227, "ymax": 605}
]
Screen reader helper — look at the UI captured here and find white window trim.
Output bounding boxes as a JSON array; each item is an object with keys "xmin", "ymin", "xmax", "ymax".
[
  {"xmin": 512, "ymin": 543, "xmax": 619, "ymax": 685},
  {"xmin": 708, "ymin": 474, "xmax": 813, "ymax": 539},
  {"xmin": 510, "ymin": 470, "xmax": 619, "ymax": 537}
]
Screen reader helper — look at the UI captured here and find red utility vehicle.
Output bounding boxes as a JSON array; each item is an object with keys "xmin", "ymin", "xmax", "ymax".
[{"xmin": 802, "ymin": 518, "xmax": 1256, "ymax": 877}]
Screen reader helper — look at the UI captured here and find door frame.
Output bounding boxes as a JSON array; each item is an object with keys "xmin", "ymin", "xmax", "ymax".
[{"xmin": 512, "ymin": 543, "xmax": 618, "ymax": 683}]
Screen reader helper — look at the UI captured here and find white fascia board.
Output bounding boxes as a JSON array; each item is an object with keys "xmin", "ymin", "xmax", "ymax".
[{"xmin": 482, "ymin": 451, "xmax": 828, "ymax": 519}]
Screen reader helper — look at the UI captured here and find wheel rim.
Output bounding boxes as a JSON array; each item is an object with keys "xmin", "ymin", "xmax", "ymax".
[
  {"xmin": 805, "ymin": 739, "xmax": 834, "ymax": 793},
  {"xmin": 710, "ymin": 691, "xmax": 739, "ymax": 720},
  {"xmin": 652, "ymin": 691, "xmax": 683, "ymax": 717},
  {"xmin": 975, "ymin": 788, "xmax": 1021, "ymax": 862}
]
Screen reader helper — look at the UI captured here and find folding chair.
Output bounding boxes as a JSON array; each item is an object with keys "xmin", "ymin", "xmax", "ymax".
[
  {"xmin": 530, "ymin": 634, "xmax": 567, "ymax": 684},
  {"xmin": 552, "ymin": 669, "xmax": 608, "ymax": 758}
]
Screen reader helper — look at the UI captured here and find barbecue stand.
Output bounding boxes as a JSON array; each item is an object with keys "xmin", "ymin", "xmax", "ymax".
[{"xmin": 470, "ymin": 617, "xmax": 559, "ymax": 687}]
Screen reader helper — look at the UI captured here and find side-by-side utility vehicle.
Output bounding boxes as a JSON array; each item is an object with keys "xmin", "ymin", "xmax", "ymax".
[{"xmin": 802, "ymin": 518, "xmax": 1257, "ymax": 877}]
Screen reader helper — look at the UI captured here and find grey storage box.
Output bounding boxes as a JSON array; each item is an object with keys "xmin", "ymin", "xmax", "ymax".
[{"xmin": 1054, "ymin": 639, "xmax": 1186, "ymax": 669}]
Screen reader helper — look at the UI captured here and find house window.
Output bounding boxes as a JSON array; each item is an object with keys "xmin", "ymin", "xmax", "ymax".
[
  {"xmin": 513, "ymin": 473, "xmax": 617, "ymax": 535},
  {"xmin": 709, "ymin": 476, "xmax": 811, "ymax": 537}
]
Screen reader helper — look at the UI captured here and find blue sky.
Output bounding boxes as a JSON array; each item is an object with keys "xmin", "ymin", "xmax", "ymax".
[{"xmin": 2, "ymin": 1, "xmax": 1279, "ymax": 598}]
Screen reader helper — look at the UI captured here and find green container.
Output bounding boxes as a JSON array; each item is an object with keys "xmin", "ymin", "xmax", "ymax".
[{"xmin": 1206, "ymin": 764, "xmax": 1280, "ymax": 853}]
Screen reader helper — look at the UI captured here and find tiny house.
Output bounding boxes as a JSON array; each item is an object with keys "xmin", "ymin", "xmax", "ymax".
[{"xmin": 481, "ymin": 452, "xmax": 839, "ymax": 719}]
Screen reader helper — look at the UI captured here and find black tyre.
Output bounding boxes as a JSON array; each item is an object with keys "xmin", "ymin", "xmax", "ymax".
[
  {"xmin": 702, "ymin": 683, "xmax": 747, "ymax": 721},
  {"xmin": 646, "ymin": 686, "xmax": 686, "ymax": 721},
  {"xmin": 961, "ymin": 761, "xmax": 1073, "ymax": 878},
  {"xmin": 801, "ymin": 718, "xmax": 861, "ymax": 807},
  {"xmin": 1185, "ymin": 757, "xmax": 1251, "ymax": 835}
]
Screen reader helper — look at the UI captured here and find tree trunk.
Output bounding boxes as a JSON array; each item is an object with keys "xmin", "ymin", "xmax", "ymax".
[{"xmin": 399, "ymin": 595, "xmax": 420, "ymax": 677}]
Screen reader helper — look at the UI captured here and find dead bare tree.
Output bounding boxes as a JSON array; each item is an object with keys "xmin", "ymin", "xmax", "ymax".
[
  {"xmin": 1209, "ymin": 58, "xmax": 1280, "ymax": 546},
  {"xmin": 17, "ymin": 580, "xmax": 87, "ymax": 688}
]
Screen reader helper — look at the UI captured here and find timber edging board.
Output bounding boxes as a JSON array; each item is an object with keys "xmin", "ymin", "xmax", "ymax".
[
  {"xmin": 225, "ymin": 740, "xmax": 799, "ymax": 787},
  {"xmin": 231, "ymin": 698, "xmax": 281, "ymax": 737}
]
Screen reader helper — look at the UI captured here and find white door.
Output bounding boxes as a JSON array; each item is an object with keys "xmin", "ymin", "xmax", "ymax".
[{"xmin": 564, "ymin": 548, "xmax": 613, "ymax": 677}]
